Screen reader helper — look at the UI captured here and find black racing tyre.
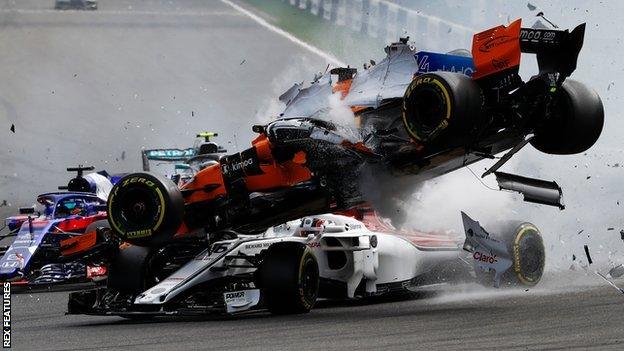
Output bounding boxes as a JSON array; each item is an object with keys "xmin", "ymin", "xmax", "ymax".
[
  {"xmin": 402, "ymin": 72, "xmax": 481, "ymax": 143},
  {"xmin": 258, "ymin": 242, "xmax": 319, "ymax": 314},
  {"xmin": 107, "ymin": 245, "xmax": 153, "ymax": 294},
  {"xmin": 531, "ymin": 79, "xmax": 604, "ymax": 155},
  {"xmin": 478, "ymin": 221, "xmax": 545, "ymax": 287},
  {"xmin": 107, "ymin": 172, "xmax": 183, "ymax": 247}
]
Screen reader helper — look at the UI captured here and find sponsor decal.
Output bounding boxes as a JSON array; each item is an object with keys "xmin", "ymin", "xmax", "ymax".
[
  {"xmin": 415, "ymin": 51, "xmax": 475, "ymax": 77},
  {"xmin": 473, "ymin": 251, "xmax": 498, "ymax": 264},
  {"xmin": 491, "ymin": 58, "xmax": 510, "ymax": 69},
  {"xmin": 223, "ymin": 289, "xmax": 260, "ymax": 313},
  {"xmin": 125, "ymin": 229, "xmax": 152, "ymax": 239},
  {"xmin": 3, "ymin": 282, "xmax": 10, "ymax": 348},
  {"xmin": 224, "ymin": 291, "xmax": 245, "ymax": 299},
  {"xmin": 479, "ymin": 35, "xmax": 516, "ymax": 52},
  {"xmin": 220, "ymin": 148, "xmax": 263, "ymax": 181},
  {"xmin": 243, "ymin": 242, "xmax": 272, "ymax": 250},
  {"xmin": 0, "ymin": 262, "xmax": 19, "ymax": 269},
  {"xmin": 519, "ymin": 29, "xmax": 557, "ymax": 43},
  {"xmin": 145, "ymin": 148, "xmax": 196, "ymax": 160}
]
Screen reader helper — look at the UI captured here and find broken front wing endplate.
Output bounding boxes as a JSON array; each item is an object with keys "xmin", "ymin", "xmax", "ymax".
[{"xmin": 494, "ymin": 171, "xmax": 564, "ymax": 209}]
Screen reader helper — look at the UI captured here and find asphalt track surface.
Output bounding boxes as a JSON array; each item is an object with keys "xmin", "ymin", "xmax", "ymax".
[
  {"xmin": 3, "ymin": 1, "xmax": 624, "ymax": 350},
  {"xmin": 10, "ymin": 282, "xmax": 624, "ymax": 350}
]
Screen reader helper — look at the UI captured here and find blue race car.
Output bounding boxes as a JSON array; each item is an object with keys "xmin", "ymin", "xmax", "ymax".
[{"xmin": 0, "ymin": 166, "xmax": 115, "ymax": 287}]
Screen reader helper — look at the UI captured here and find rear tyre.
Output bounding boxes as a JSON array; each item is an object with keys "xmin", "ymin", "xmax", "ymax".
[
  {"xmin": 402, "ymin": 72, "xmax": 481, "ymax": 143},
  {"xmin": 107, "ymin": 172, "xmax": 183, "ymax": 247},
  {"xmin": 531, "ymin": 79, "xmax": 604, "ymax": 154},
  {"xmin": 477, "ymin": 221, "xmax": 545, "ymax": 287},
  {"xmin": 258, "ymin": 242, "xmax": 319, "ymax": 314}
]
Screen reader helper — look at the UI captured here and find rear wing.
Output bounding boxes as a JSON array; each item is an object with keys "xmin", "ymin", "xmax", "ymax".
[
  {"xmin": 472, "ymin": 19, "xmax": 585, "ymax": 84},
  {"xmin": 141, "ymin": 148, "xmax": 196, "ymax": 171}
]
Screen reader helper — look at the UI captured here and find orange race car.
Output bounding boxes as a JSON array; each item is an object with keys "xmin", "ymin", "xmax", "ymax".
[
  {"xmin": 65, "ymin": 19, "xmax": 602, "ymax": 255},
  {"xmin": 96, "ymin": 19, "xmax": 603, "ymax": 249}
]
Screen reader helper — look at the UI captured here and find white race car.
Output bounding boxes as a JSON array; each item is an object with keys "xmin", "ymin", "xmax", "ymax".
[{"xmin": 67, "ymin": 209, "xmax": 544, "ymax": 316}]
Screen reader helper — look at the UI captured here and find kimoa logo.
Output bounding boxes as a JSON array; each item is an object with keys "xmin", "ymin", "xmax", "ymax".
[{"xmin": 223, "ymin": 158, "xmax": 255, "ymax": 173}]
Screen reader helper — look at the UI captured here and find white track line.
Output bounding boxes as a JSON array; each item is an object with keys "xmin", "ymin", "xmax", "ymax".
[{"xmin": 219, "ymin": 0, "xmax": 346, "ymax": 67}]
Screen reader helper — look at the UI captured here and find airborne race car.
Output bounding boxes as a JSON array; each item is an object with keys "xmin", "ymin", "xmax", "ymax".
[{"xmin": 65, "ymin": 19, "xmax": 603, "ymax": 316}]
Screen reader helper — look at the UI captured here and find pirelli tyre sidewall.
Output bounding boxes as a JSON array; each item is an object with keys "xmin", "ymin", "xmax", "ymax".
[
  {"xmin": 510, "ymin": 223, "xmax": 545, "ymax": 286},
  {"xmin": 402, "ymin": 72, "xmax": 481, "ymax": 143},
  {"xmin": 259, "ymin": 242, "xmax": 319, "ymax": 314},
  {"xmin": 107, "ymin": 172, "xmax": 183, "ymax": 247},
  {"xmin": 489, "ymin": 221, "xmax": 545, "ymax": 287},
  {"xmin": 298, "ymin": 249, "xmax": 320, "ymax": 310}
]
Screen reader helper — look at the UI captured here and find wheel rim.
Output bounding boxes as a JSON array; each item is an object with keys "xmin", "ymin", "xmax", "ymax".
[
  {"xmin": 118, "ymin": 187, "xmax": 160, "ymax": 228},
  {"xmin": 412, "ymin": 87, "xmax": 447, "ymax": 134},
  {"xmin": 300, "ymin": 256, "xmax": 319, "ymax": 304},
  {"xmin": 515, "ymin": 227, "xmax": 545, "ymax": 284}
]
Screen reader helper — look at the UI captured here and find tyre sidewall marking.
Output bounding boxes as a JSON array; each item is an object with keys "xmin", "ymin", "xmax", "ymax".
[
  {"xmin": 402, "ymin": 76, "xmax": 452, "ymax": 141},
  {"xmin": 512, "ymin": 224, "xmax": 542, "ymax": 285},
  {"xmin": 108, "ymin": 176, "xmax": 166, "ymax": 239}
]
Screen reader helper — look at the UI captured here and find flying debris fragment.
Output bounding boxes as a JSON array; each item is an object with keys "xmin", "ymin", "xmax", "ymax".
[
  {"xmin": 527, "ymin": 3, "xmax": 537, "ymax": 11},
  {"xmin": 596, "ymin": 272, "xmax": 624, "ymax": 295},
  {"xmin": 609, "ymin": 264, "xmax": 624, "ymax": 279},
  {"xmin": 9, "ymin": 124, "xmax": 15, "ymax": 133},
  {"xmin": 584, "ymin": 245, "xmax": 593, "ymax": 264},
  {"xmin": 536, "ymin": 11, "xmax": 558, "ymax": 28},
  {"xmin": 494, "ymin": 172, "xmax": 564, "ymax": 209}
]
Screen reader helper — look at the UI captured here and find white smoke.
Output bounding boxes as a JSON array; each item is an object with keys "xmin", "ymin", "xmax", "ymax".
[
  {"xmin": 252, "ymin": 56, "xmax": 321, "ymax": 124},
  {"xmin": 404, "ymin": 165, "xmax": 518, "ymax": 233}
]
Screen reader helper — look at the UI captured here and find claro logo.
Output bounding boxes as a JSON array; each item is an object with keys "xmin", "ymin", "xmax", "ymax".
[
  {"xmin": 479, "ymin": 35, "xmax": 515, "ymax": 52},
  {"xmin": 473, "ymin": 251, "xmax": 498, "ymax": 264}
]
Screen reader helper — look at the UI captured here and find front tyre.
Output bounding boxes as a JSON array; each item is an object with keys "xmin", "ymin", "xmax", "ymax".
[
  {"xmin": 107, "ymin": 172, "xmax": 183, "ymax": 247},
  {"xmin": 479, "ymin": 221, "xmax": 545, "ymax": 287},
  {"xmin": 258, "ymin": 242, "xmax": 319, "ymax": 314}
]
